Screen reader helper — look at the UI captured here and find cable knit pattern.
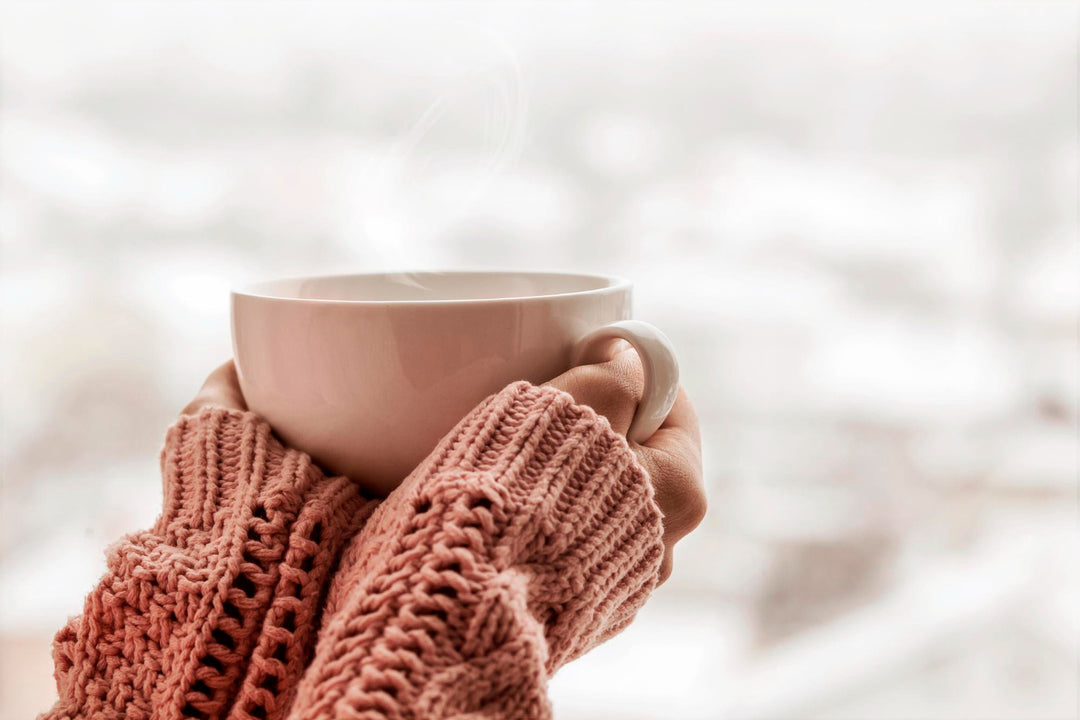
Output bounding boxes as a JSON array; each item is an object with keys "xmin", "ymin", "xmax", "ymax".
[
  {"xmin": 42, "ymin": 408, "xmax": 376, "ymax": 720},
  {"xmin": 290, "ymin": 381, "xmax": 665, "ymax": 719},
  {"xmin": 40, "ymin": 382, "xmax": 665, "ymax": 720}
]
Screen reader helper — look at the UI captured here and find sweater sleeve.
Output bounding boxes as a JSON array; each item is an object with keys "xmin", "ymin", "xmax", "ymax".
[
  {"xmin": 41, "ymin": 407, "xmax": 378, "ymax": 720},
  {"xmin": 287, "ymin": 381, "xmax": 666, "ymax": 720}
]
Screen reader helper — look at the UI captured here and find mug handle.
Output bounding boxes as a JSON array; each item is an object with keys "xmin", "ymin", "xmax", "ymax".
[{"xmin": 571, "ymin": 320, "xmax": 680, "ymax": 444}]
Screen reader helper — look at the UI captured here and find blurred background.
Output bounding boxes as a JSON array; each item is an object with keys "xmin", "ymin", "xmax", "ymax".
[{"xmin": 1, "ymin": 2, "xmax": 1076, "ymax": 718}]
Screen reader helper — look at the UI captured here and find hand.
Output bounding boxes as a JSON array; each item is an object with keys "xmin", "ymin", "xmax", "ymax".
[
  {"xmin": 546, "ymin": 346, "xmax": 707, "ymax": 585},
  {"xmin": 181, "ymin": 360, "xmax": 247, "ymax": 415}
]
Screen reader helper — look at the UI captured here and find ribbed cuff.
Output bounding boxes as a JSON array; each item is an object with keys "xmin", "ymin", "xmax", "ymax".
[
  {"xmin": 149, "ymin": 407, "xmax": 376, "ymax": 718},
  {"xmin": 157, "ymin": 407, "xmax": 368, "ymax": 547},
  {"xmin": 47, "ymin": 408, "xmax": 378, "ymax": 720},
  {"xmin": 414, "ymin": 381, "xmax": 666, "ymax": 668}
]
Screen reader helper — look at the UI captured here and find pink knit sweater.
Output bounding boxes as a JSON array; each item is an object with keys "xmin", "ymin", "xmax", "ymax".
[{"xmin": 42, "ymin": 381, "xmax": 665, "ymax": 720}]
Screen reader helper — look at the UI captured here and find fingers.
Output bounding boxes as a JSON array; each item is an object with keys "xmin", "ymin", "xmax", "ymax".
[
  {"xmin": 181, "ymin": 360, "xmax": 247, "ymax": 416},
  {"xmin": 636, "ymin": 440, "xmax": 706, "ymax": 545},
  {"xmin": 205, "ymin": 360, "xmax": 247, "ymax": 411},
  {"xmin": 640, "ymin": 387, "xmax": 702, "ymax": 469},
  {"xmin": 656, "ymin": 386, "xmax": 701, "ymax": 444},
  {"xmin": 634, "ymin": 387, "xmax": 706, "ymax": 585},
  {"xmin": 546, "ymin": 355, "xmax": 706, "ymax": 586},
  {"xmin": 546, "ymin": 347, "xmax": 644, "ymax": 436},
  {"xmin": 636, "ymin": 441, "xmax": 706, "ymax": 588}
]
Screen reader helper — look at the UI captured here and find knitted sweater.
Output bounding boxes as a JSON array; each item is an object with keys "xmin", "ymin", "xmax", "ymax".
[{"xmin": 42, "ymin": 381, "xmax": 665, "ymax": 720}]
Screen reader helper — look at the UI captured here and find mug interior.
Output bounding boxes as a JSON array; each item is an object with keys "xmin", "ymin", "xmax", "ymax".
[{"xmin": 236, "ymin": 271, "xmax": 625, "ymax": 303}]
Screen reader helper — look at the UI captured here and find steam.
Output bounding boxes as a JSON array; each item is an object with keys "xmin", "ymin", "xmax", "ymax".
[{"xmin": 362, "ymin": 22, "xmax": 528, "ymax": 274}]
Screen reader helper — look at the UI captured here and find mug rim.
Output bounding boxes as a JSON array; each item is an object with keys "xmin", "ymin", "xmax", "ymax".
[{"xmin": 231, "ymin": 269, "xmax": 632, "ymax": 306}]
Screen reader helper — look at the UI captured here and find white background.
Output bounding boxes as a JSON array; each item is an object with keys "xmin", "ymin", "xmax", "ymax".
[{"xmin": 1, "ymin": 2, "xmax": 1077, "ymax": 718}]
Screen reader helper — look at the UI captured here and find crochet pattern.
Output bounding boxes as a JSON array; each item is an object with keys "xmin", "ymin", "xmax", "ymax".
[{"xmin": 41, "ymin": 382, "xmax": 664, "ymax": 720}]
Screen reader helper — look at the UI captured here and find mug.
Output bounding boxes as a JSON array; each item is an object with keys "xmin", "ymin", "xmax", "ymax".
[{"xmin": 231, "ymin": 270, "xmax": 679, "ymax": 496}]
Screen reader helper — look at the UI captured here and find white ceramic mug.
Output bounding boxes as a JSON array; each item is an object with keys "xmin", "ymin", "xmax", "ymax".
[{"xmin": 231, "ymin": 271, "xmax": 679, "ymax": 495}]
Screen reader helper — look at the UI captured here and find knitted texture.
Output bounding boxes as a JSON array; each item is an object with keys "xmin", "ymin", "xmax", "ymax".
[
  {"xmin": 42, "ymin": 408, "xmax": 376, "ymax": 720},
  {"xmin": 41, "ymin": 382, "xmax": 665, "ymax": 720},
  {"xmin": 289, "ymin": 381, "xmax": 665, "ymax": 719}
]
